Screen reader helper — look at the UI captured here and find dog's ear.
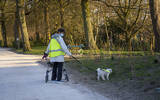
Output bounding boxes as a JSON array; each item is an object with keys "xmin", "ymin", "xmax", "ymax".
[
  {"xmin": 96, "ymin": 68, "xmax": 99, "ymax": 71},
  {"xmin": 97, "ymin": 68, "xmax": 100, "ymax": 70}
]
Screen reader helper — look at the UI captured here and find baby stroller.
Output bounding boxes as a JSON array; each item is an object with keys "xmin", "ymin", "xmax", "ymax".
[{"xmin": 44, "ymin": 60, "xmax": 69, "ymax": 83}]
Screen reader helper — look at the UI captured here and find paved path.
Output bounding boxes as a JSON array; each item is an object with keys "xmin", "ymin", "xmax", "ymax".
[{"xmin": 0, "ymin": 48, "xmax": 109, "ymax": 100}]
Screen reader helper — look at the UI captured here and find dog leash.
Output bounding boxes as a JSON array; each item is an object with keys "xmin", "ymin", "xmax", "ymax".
[
  {"xmin": 71, "ymin": 56, "xmax": 94, "ymax": 71},
  {"xmin": 71, "ymin": 56, "xmax": 82, "ymax": 64}
]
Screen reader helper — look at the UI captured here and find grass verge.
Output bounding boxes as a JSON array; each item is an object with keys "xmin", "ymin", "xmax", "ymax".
[
  {"xmin": 66, "ymin": 55, "xmax": 160, "ymax": 82},
  {"xmin": 14, "ymin": 46, "xmax": 160, "ymax": 56}
]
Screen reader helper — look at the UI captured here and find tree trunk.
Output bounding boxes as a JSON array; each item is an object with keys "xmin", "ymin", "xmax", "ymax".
[
  {"xmin": 0, "ymin": 23, "xmax": 3, "ymax": 46},
  {"xmin": 149, "ymin": 0, "xmax": 160, "ymax": 52},
  {"xmin": 0, "ymin": 9, "xmax": 7, "ymax": 47},
  {"xmin": 34, "ymin": 0, "xmax": 40, "ymax": 41},
  {"xmin": 126, "ymin": 36, "xmax": 132, "ymax": 51},
  {"xmin": 14, "ymin": 12, "xmax": 20, "ymax": 49},
  {"xmin": 105, "ymin": 23, "xmax": 110, "ymax": 51},
  {"xmin": 16, "ymin": 0, "xmax": 31, "ymax": 51},
  {"xmin": 150, "ymin": 35, "xmax": 155, "ymax": 51},
  {"xmin": 60, "ymin": 8, "xmax": 64, "ymax": 28},
  {"xmin": 1, "ymin": 21, "xmax": 7, "ymax": 47},
  {"xmin": 81, "ymin": 0, "xmax": 98, "ymax": 49},
  {"xmin": 44, "ymin": 2, "xmax": 50, "ymax": 44},
  {"xmin": 95, "ymin": 6, "xmax": 100, "ymax": 43},
  {"xmin": 59, "ymin": 0, "xmax": 64, "ymax": 28},
  {"xmin": 128, "ymin": 38, "xmax": 132, "ymax": 51}
]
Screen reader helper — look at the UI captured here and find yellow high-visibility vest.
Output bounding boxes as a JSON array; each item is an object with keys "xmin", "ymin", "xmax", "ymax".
[{"xmin": 49, "ymin": 38, "xmax": 65, "ymax": 57}]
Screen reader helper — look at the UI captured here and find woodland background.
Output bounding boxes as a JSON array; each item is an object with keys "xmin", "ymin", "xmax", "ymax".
[{"xmin": 0, "ymin": 0, "xmax": 159, "ymax": 53}]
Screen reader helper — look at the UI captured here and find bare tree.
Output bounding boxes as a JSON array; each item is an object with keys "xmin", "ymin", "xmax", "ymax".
[
  {"xmin": 95, "ymin": 0, "xmax": 147, "ymax": 51},
  {"xmin": 57, "ymin": 0, "xmax": 64, "ymax": 28},
  {"xmin": 33, "ymin": 0, "xmax": 40, "ymax": 42},
  {"xmin": 0, "ymin": 0, "xmax": 7, "ymax": 47},
  {"xmin": 149, "ymin": 0, "xmax": 160, "ymax": 52},
  {"xmin": 0, "ymin": 22, "xmax": 2, "ymax": 46},
  {"xmin": 14, "ymin": 10, "xmax": 20, "ymax": 49},
  {"xmin": 43, "ymin": 0, "xmax": 50, "ymax": 44},
  {"xmin": 81, "ymin": 0, "xmax": 98, "ymax": 49},
  {"xmin": 16, "ymin": 0, "xmax": 31, "ymax": 51},
  {"xmin": 56, "ymin": 0, "xmax": 71, "ymax": 28}
]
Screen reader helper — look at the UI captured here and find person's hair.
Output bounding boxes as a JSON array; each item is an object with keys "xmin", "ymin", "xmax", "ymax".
[{"xmin": 57, "ymin": 28, "xmax": 65, "ymax": 33}]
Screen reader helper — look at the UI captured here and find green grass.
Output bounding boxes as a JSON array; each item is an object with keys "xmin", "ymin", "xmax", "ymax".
[
  {"xmin": 14, "ymin": 46, "xmax": 160, "ymax": 56},
  {"xmin": 14, "ymin": 46, "xmax": 160, "ymax": 79},
  {"xmin": 71, "ymin": 49, "xmax": 151, "ymax": 55},
  {"xmin": 66, "ymin": 55, "xmax": 160, "ymax": 82},
  {"xmin": 14, "ymin": 46, "xmax": 160, "ymax": 83}
]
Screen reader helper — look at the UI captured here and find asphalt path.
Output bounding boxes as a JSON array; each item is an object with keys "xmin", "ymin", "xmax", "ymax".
[{"xmin": 0, "ymin": 48, "xmax": 109, "ymax": 100}]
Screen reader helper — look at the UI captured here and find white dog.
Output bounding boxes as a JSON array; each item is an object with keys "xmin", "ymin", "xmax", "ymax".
[{"xmin": 96, "ymin": 68, "xmax": 112, "ymax": 80}]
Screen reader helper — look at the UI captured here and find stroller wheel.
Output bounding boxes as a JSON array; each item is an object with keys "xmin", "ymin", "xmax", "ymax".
[
  {"xmin": 65, "ymin": 74, "xmax": 69, "ymax": 81},
  {"xmin": 45, "ymin": 74, "xmax": 48, "ymax": 83},
  {"xmin": 45, "ymin": 71, "xmax": 49, "ymax": 83}
]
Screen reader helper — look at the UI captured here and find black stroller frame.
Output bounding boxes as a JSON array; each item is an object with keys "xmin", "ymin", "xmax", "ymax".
[
  {"xmin": 43, "ymin": 56, "xmax": 80, "ymax": 83},
  {"xmin": 45, "ymin": 61, "xmax": 69, "ymax": 83}
]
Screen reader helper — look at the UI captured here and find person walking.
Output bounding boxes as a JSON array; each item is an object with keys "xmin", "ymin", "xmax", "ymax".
[{"xmin": 42, "ymin": 28, "xmax": 72, "ymax": 81}]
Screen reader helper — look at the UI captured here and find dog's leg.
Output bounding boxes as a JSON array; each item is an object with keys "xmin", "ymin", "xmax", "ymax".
[
  {"xmin": 97, "ymin": 75, "xmax": 100, "ymax": 80},
  {"xmin": 107, "ymin": 73, "xmax": 110, "ymax": 80},
  {"xmin": 102, "ymin": 75, "xmax": 105, "ymax": 80}
]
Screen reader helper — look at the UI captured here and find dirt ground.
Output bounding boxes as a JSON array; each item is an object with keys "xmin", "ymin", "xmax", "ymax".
[{"xmin": 65, "ymin": 62, "xmax": 160, "ymax": 100}]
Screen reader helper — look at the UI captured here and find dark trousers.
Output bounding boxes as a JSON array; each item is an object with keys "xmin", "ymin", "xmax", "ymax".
[{"xmin": 51, "ymin": 62, "xmax": 64, "ymax": 81}]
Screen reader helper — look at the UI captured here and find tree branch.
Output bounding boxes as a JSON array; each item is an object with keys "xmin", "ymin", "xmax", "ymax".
[
  {"xmin": 92, "ymin": 0, "xmax": 148, "ymax": 10},
  {"xmin": 131, "ymin": 10, "xmax": 147, "ymax": 38},
  {"xmin": 129, "ymin": 0, "xmax": 143, "ymax": 32},
  {"xmin": 118, "ymin": 0, "xmax": 125, "ymax": 16}
]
